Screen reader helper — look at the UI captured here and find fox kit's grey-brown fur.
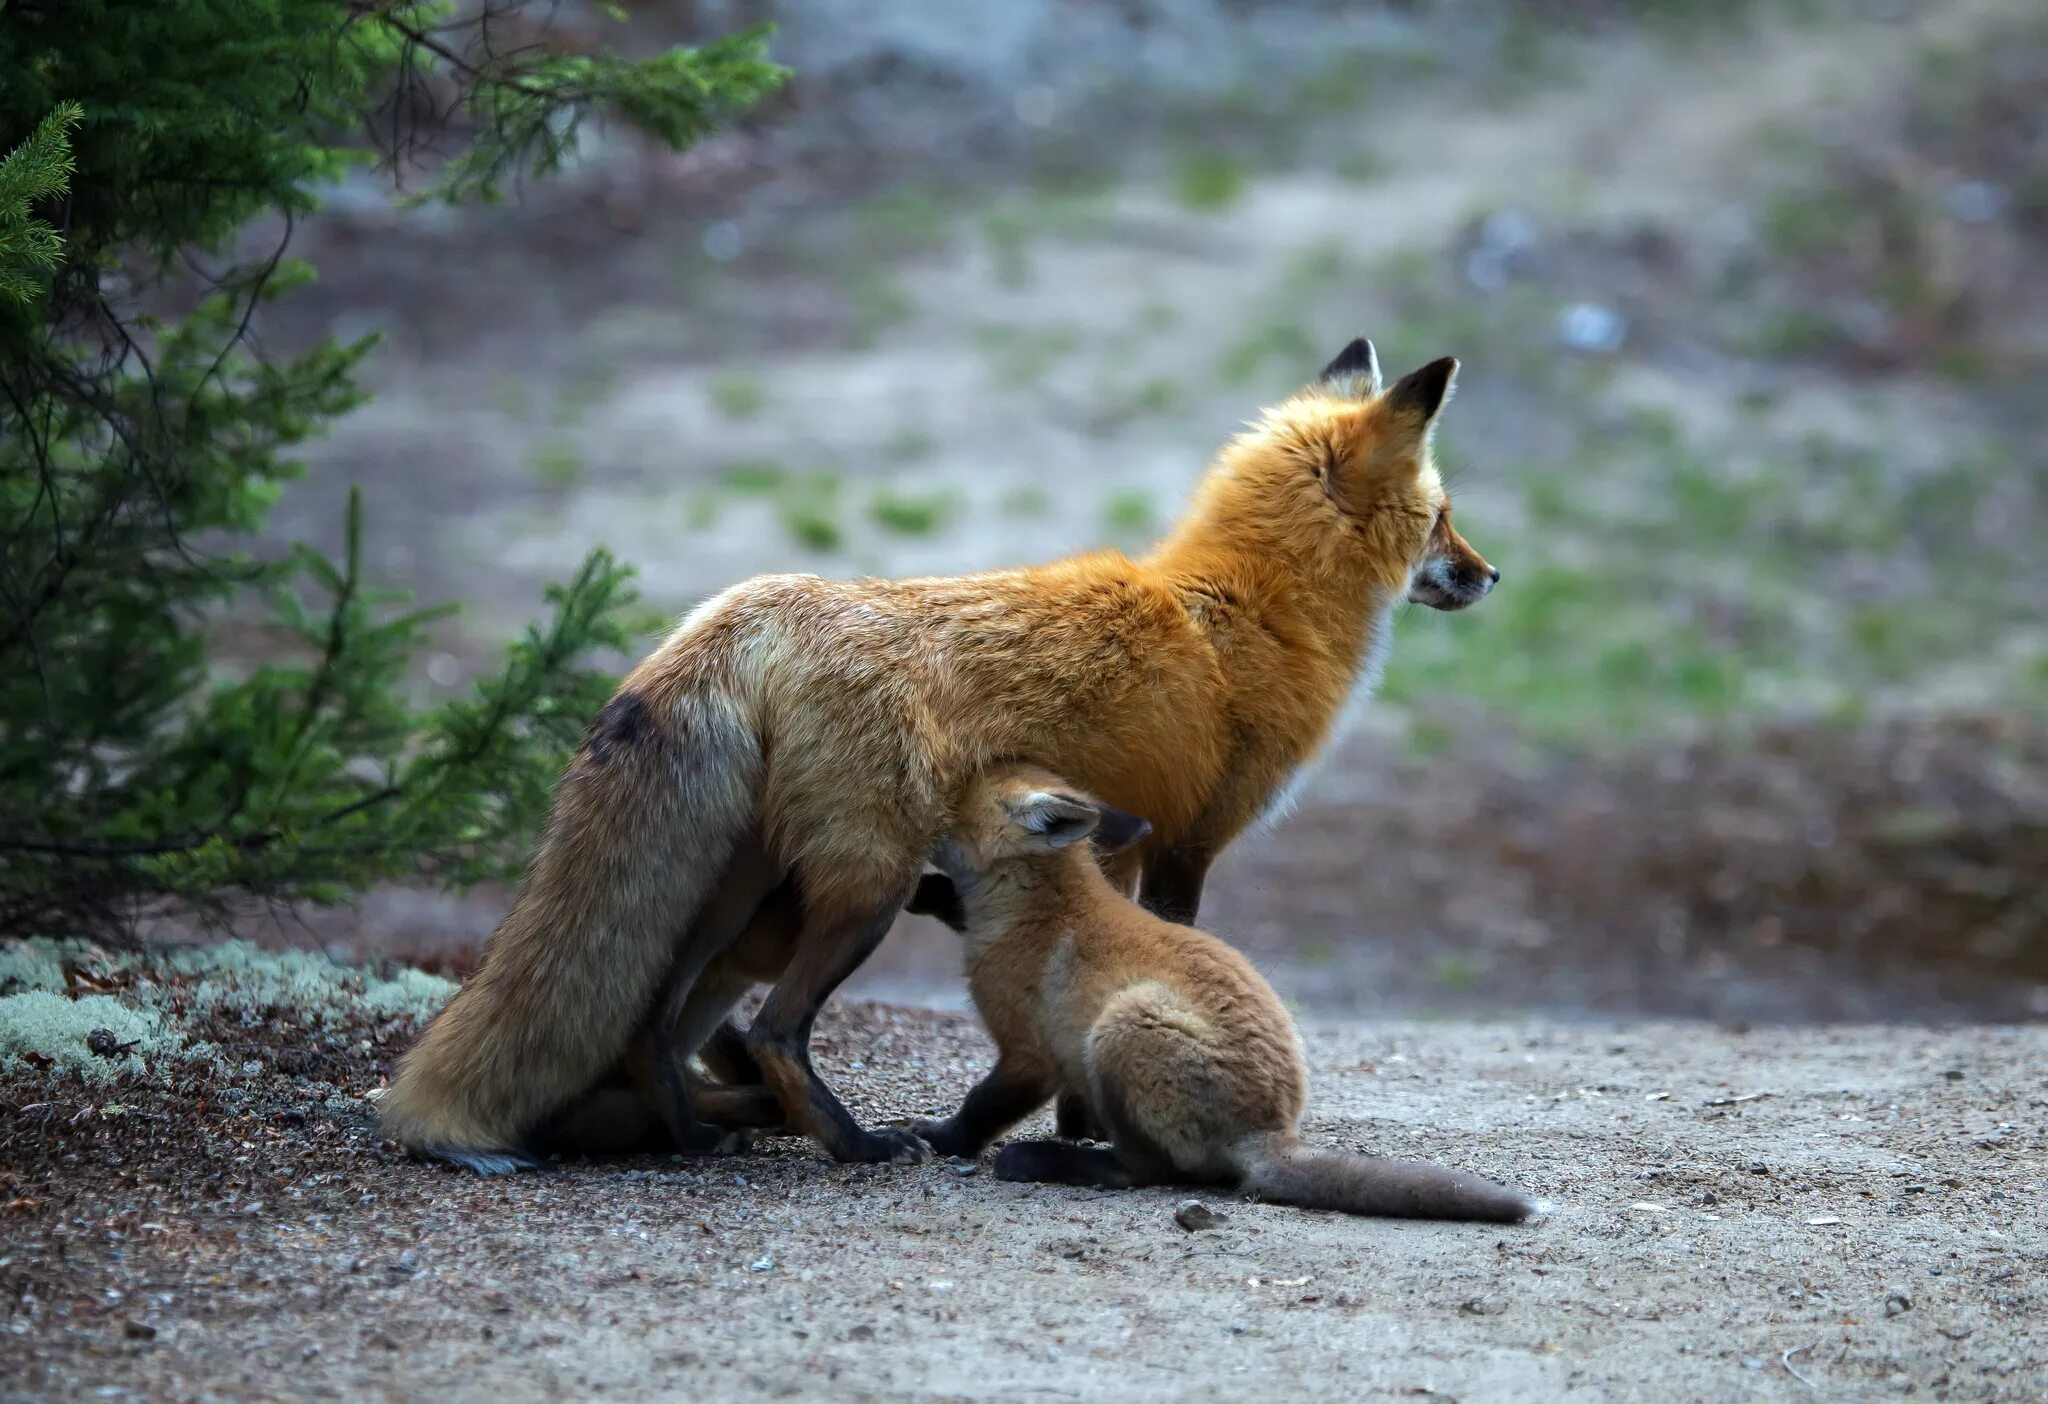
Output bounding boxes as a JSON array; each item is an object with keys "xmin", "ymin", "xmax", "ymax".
[{"xmin": 914, "ymin": 767, "xmax": 1536, "ymax": 1223}]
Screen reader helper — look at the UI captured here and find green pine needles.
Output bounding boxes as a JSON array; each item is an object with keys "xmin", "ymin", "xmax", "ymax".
[
  {"xmin": 0, "ymin": 3, "xmax": 787, "ymax": 937},
  {"xmin": 0, "ymin": 102, "xmax": 80, "ymax": 304}
]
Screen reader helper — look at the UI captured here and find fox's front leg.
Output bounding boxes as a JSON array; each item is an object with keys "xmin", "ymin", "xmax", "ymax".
[
  {"xmin": 914, "ymin": 1060, "xmax": 1057, "ymax": 1159},
  {"xmin": 746, "ymin": 888, "xmax": 933, "ymax": 1164}
]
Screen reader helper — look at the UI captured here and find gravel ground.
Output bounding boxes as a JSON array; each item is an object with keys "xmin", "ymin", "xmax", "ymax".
[{"xmin": 4, "ymin": 1006, "xmax": 2044, "ymax": 1402}]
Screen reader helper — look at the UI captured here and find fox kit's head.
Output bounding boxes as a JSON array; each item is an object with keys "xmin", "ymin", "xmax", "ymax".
[
  {"xmin": 1173, "ymin": 337, "xmax": 1498, "ymax": 613},
  {"xmin": 933, "ymin": 767, "xmax": 1152, "ymax": 884}
]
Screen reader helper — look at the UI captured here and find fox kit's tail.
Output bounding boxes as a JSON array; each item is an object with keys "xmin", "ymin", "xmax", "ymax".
[
  {"xmin": 1238, "ymin": 1134, "xmax": 1535, "ymax": 1222},
  {"xmin": 378, "ymin": 637, "xmax": 764, "ymax": 1174}
]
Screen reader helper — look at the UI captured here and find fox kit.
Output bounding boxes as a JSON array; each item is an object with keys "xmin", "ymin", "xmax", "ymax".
[
  {"xmin": 914, "ymin": 767, "xmax": 1535, "ymax": 1222},
  {"xmin": 381, "ymin": 339, "xmax": 1500, "ymax": 1174}
]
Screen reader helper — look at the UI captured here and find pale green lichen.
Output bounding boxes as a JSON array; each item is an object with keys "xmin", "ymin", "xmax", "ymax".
[
  {"xmin": 159, "ymin": 940, "xmax": 456, "ymax": 1028},
  {"xmin": 359, "ymin": 965, "xmax": 459, "ymax": 1023},
  {"xmin": 0, "ymin": 937, "xmax": 456, "ymax": 1085},
  {"xmin": 0, "ymin": 991, "xmax": 177, "ymax": 1082},
  {"xmin": 0, "ymin": 940, "xmax": 67, "ymax": 994}
]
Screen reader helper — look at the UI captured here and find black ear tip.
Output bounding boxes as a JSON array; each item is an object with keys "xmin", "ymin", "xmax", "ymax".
[
  {"xmin": 1318, "ymin": 336, "xmax": 1378, "ymax": 383},
  {"xmin": 1388, "ymin": 355, "xmax": 1459, "ymax": 419}
]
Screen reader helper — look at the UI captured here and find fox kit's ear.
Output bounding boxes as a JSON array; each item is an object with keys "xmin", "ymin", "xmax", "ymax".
[
  {"xmin": 1384, "ymin": 356, "xmax": 1458, "ymax": 431},
  {"xmin": 1010, "ymin": 791, "xmax": 1100, "ymax": 849},
  {"xmin": 1317, "ymin": 337, "xmax": 1383, "ymax": 396}
]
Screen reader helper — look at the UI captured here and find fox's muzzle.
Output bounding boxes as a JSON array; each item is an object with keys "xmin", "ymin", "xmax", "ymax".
[{"xmin": 1408, "ymin": 558, "xmax": 1499, "ymax": 611}]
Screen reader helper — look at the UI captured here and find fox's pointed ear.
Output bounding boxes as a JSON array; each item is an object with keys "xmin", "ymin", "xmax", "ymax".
[
  {"xmin": 1385, "ymin": 356, "xmax": 1458, "ymax": 428},
  {"xmin": 1088, "ymin": 804, "xmax": 1153, "ymax": 856},
  {"xmin": 1011, "ymin": 791, "xmax": 1100, "ymax": 849},
  {"xmin": 1317, "ymin": 337, "xmax": 1382, "ymax": 396}
]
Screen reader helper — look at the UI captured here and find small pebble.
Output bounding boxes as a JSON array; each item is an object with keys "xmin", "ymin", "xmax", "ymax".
[{"xmin": 1174, "ymin": 1200, "xmax": 1227, "ymax": 1232}]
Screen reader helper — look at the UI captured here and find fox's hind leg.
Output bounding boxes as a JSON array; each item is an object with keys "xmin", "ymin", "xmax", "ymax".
[
  {"xmin": 658, "ymin": 878, "xmax": 805, "ymax": 1131},
  {"xmin": 645, "ymin": 837, "xmax": 785, "ymax": 1154},
  {"xmin": 698, "ymin": 1020, "xmax": 762, "ymax": 1086},
  {"xmin": 692, "ymin": 877, "xmax": 805, "ymax": 1090}
]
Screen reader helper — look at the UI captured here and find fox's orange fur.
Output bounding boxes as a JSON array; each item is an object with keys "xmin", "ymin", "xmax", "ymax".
[
  {"xmin": 911, "ymin": 766, "xmax": 1534, "ymax": 1221},
  {"xmin": 380, "ymin": 341, "xmax": 1498, "ymax": 1172}
]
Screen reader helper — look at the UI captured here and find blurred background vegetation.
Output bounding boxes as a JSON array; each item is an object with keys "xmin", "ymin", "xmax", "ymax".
[{"xmin": 5, "ymin": 0, "xmax": 2044, "ymax": 1022}]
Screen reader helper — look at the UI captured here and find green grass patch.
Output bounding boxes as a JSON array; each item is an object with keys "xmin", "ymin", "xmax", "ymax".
[
  {"xmin": 1172, "ymin": 150, "xmax": 1246, "ymax": 212},
  {"xmin": 852, "ymin": 187, "xmax": 951, "ymax": 257},
  {"xmin": 1002, "ymin": 485, "xmax": 1052, "ymax": 518},
  {"xmin": 708, "ymin": 373, "xmax": 767, "ymax": 420},
  {"xmin": 1102, "ymin": 489, "xmax": 1156, "ymax": 538},
  {"xmin": 1219, "ymin": 319, "xmax": 1318, "ymax": 389},
  {"xmin": 845, "ymin": 268, "xmax": 915, "ymax": 346},
  {"xmin": 555, "ymin": 362, "xmax": 621, "ymax": 425},
  {"xmin": 1333, "ymin": 148, "xmax": 1390, "ymax": 184},
  {"xmin": 719, "ymin": 458, "xmax": 789, "ymax": 494},
  {"xmin": 1381, "ymin": 406, "xmax": 2043, "ymax": 745},
  {"xmin": 975, "ymin": 324, "xmax": 1081, "ymax": 388},
  {"xmin": 868, "ymin": 486, "xmax": 958, "ymax": 536},
  {"xmin": 880, "ymin": 426, "xmax": 939, "ymax": 465},
  {"xmin": 530, "ymin": 441, "xmax": 581, "ymax": 486},
  {"xmin": 778, "ymin": 474, "xmax": 845, "ymax": 552}
]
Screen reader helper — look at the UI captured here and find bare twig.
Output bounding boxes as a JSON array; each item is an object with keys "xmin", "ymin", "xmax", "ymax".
[{"xmin": 1781, "ymin": 1343, "xmax": 1817, "ymax": 1390}]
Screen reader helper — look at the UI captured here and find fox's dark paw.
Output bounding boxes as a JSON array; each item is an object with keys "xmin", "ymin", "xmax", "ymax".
[
  {"xmin": 707, "ymin": 1127, "xmax": 755, "ymax": 1156},
  {"xmin": 675, "ymin": 1129, "xmax": 757, "ymax": 1162},
  {"xmin": 668, "ymin": 1122, "xmax": 756, "ymax": 1158},
  {"xmin": 910, "ymin": 1117, "xmax": 981, "ymax": 1160},
  {"xmin": 839, "ymin": 1127, "xmax": 933, "ymax": 1166}
]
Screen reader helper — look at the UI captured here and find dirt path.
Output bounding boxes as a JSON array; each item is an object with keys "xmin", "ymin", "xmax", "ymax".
[{"xmin": 5, "ymin": 1009, "xmax": 2043, "ymax": 1402}]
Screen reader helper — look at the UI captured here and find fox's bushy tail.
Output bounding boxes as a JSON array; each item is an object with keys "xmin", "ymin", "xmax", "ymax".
[
  {"xmin": 1239, "ymin": 1134, "xmax": 1535, "ymax": 1222},
  {"xmin": 379, "ymin": 666, "xmax": 762, "ymax": 1174}
]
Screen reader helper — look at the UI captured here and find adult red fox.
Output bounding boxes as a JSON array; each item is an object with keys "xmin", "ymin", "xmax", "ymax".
[
  {"xmin": 380, "ymin": 339, "xmax": 1500, "ymax": 1173},
  {"xmin": 910, "ymin": 765, "xmax": 1536, "ymax": 1222}
]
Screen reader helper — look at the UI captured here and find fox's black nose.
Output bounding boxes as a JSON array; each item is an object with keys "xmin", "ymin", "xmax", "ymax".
[{"xmin": 1487, "ymin": 566, "xmax": 1502, "ymax": 585}]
